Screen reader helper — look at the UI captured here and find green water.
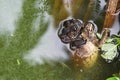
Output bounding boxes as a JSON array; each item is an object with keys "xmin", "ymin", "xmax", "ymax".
[{"xmin": 0, "ymin": 0, "xmax": 119, "ymax": 80}]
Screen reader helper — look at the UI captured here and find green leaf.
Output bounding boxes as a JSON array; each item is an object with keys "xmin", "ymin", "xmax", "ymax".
[
  {"xmin": 106, "ymin": 38, "xmax": 113, "ymax": 43},
  {"xmin": 101, "ymin": 43, "xmax": 118, "ymax": 60},
  {"xmin": 106, "ymin": 77, "xmax": 120, "ymax": 80}
]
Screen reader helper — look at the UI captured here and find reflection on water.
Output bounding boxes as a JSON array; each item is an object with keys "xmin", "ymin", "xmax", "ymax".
[
  {"xmin": 24, "ymin": 15, "xmax": 69, "ymax": 65},
  {"xmin": 110, "ymin": 14, "xmax": 120, "ymax": 35},
  {"xmin": 63, "ymin": 0, "xmax": 73, "ymax": 16},
  {"xmin": 0, "ymin": 0, "xmax": 23, "ymax": 34}
]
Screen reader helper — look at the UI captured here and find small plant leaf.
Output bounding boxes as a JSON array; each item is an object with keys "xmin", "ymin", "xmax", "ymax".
[
  {"xmin": 17, "ymin": 59, "xmax": 20, "ymax": 65},
  {"xmin": 106, "ymin": 77, "xmax": 120, "ymax": 80},
  {"xmin": 101, "ymin": 43, "xmax": 118, "ymax": 60},
  {"xmin": 106, "ymin": 38, "xmax": 114, "ymax": 43}
]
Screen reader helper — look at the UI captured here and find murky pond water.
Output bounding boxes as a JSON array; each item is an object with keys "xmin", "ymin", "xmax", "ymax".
[{"xmin": 0, "ymin": 0, "xmax": 119, "ymax": 80}]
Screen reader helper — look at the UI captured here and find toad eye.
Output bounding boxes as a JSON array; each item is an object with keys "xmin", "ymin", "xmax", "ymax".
[
  {"xmin": 87, "ymin": 20, "xmax": 98, "ymax": 33},
  {"xmin": 57, "ymin": 18, "xmax": 83, "ymax": 44}
]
